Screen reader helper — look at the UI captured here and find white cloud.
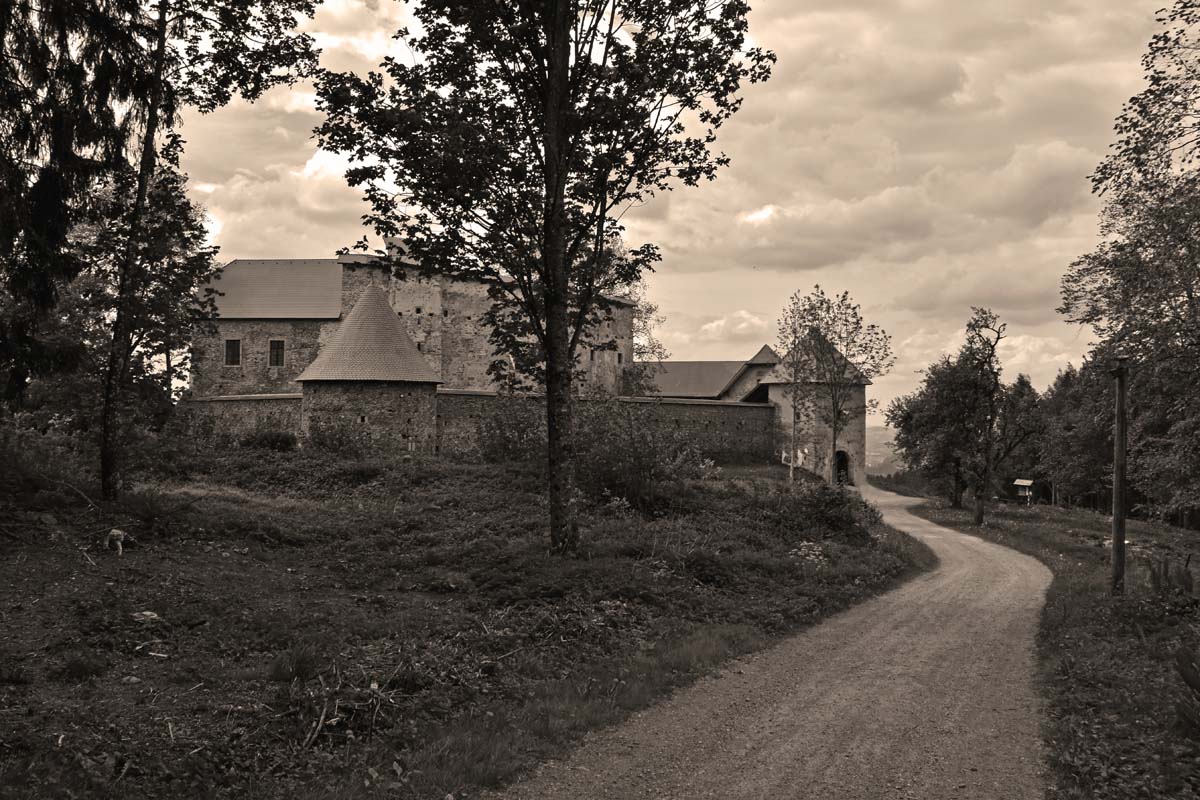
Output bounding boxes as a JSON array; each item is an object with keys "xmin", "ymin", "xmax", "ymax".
[
  {"xmin": 177, "ymin": 0, "xmax": 1164, "ymax": 407},
  {"xmin": 740, "ymin": 204, "xmax": 778, "ymax": 225},
  {"xmin": 695, "ymin": 310, "xmax": 772, "ymax": 343}
]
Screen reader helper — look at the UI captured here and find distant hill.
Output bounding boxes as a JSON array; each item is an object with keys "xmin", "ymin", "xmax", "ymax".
[{"xmin": 866, "ymin": 425, "xmax": 901, "ymax": 475}]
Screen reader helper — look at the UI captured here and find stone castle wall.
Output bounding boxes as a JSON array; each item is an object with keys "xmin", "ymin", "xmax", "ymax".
[
  {"xmin": 768, "ymin": 383, "xmax": 868, "ymax": 486},
  {"xmin": 188, "ymin": 389, "xmax": 775, "ymax": 464},
  {"xmin": 187, "ymin": 393, "xmax": 303, "ymax": 439},
  {"xmin": 190, "ymin": 319, "xmax": 336, "ymax": 398},
  {"xmin": 192, "ymin": 262, "xmax": 634, "ymax": 398},
  {"xmin": 301, "ymin": 381, "xmax": 438, "ymax": 454}
]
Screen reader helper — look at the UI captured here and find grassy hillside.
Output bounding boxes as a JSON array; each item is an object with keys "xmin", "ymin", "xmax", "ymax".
[
  {"xmin": 912, "ymin": 501, "xmax": 1200, "ymax": 800},
  {"xmin": 0, "ymin": 444, "xmax": 934, "ymax": 800}
]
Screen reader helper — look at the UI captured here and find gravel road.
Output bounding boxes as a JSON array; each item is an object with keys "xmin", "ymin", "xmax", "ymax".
[{"xmin": 491, "ymin": 487, "xmax": 1053, "ymax": 800}]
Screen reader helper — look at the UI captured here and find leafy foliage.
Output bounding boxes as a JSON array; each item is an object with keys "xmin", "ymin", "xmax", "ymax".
[
  {"xmin": 777, "ymin": 286, "xmax": 893, "ymax": 483},
  {"xmin": 887, "ymin": 309, "xmax": 1039, "ymax": 523},
  {"xmin": 316, "ymin": 0, "xmax": 774, "ymax": 548},
  {"xmin": 1059, "ymin": 1, "xmax": 1200, "ymax": 521}
]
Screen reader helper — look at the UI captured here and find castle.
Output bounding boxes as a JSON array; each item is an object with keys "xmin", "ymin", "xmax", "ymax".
[{"xmin": 189, "ymin": 254, "xmax": 867, "ymax": 484}]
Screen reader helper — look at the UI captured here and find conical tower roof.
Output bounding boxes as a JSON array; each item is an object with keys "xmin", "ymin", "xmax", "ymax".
[{"xmin": 297, "ymin": 286, "xmax": 441, "ymax": 383}]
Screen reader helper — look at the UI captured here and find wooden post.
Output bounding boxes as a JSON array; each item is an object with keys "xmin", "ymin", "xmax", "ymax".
[{"xmin": 1111, "ymin": 354, "xmax": 1128, "ymax": 596}]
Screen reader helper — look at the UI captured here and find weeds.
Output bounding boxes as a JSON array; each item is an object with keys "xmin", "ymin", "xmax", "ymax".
[{"xmin": 1, "ymin": 444, "xmax": 935, "ymax": 800}]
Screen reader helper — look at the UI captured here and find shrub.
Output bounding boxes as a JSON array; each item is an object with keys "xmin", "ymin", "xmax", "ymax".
[
  {"xmin": 304, "ymin": 421, "xmax": 363, "ymax": 457},
  {"xmin": 114, "ymin": 486, "xmax": 206, "ymax": 537},
  {"xmin": 240, "ymin": 428, "xmax": 298, "ymax": 452},
  {"xmin": 0, "ymin": 421, "xmax": 96, "ymax": 501},
  {"xmin": 575, "ymin": 399, "xmax": 710, "ymax": 510},
  {"xmin": 477, "ymin": 395, "xmax": 546, "ymax": 464},
  {"xmin": 744, "ymin": 479, "xmax": 878, "ymax": 542}
]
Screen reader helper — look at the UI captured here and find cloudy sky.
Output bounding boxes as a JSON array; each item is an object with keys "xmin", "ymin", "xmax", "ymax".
[{"xmin": 180, "ymin": 0, "xmax": 1161, "ymax": 409}]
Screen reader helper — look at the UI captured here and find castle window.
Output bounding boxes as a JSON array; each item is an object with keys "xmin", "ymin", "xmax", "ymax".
[
  {"xmin": 417, "ymin": 342, "xmax": 423, "ymax": 352},
  {"xmin": 617, "ymin": 353, "xmax": 623, "ymax": 364},
  {"xmin": 442, "ymin": 309, "xmax": 448, "ymax": 317},
  {"xmin": 224, "ymin": 339, "xmax": 241, "ymax": 366},
  {"xmin": 268, "ymin": 340, "xmax": 285, "ymax": 367},
  {"xmin": 415, "ymin": 306, "xmax": 422, "ymax": 314},
  {"xmin": 589, "ymin": 349, "xmax": 595, "ymax": 361}
]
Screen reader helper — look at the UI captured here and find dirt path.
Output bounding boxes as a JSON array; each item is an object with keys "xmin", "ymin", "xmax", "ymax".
[{"xmin": 492, "ymin": 488, "xmax": 1053, "ymax": 800}]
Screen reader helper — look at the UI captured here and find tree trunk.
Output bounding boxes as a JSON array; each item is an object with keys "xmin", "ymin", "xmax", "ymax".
[
  {"xmin": 788, "ymin": 396, "xmax": 796, "ymax": 484},
  {"xmin": 829, "ymin": 418, "xmax": 839, "ymax": 485},
  {"xmin": 99, "ymin": 0, "xmax": 169, "ymax": 500},
  {"xmin": 972, "ymin": 493, "xmax": 985, "ymax": 525},
  {"xmin": 541, "ymin": 0, "xmax": 576, "ymax": 551}
]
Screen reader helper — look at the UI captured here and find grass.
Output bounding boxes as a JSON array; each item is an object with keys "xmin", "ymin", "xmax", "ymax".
[
  {"xmin": 910, "ymin": 500, "xmax": 1200, "ymax": 800},
  {"xmin": 0, "ymin": 443, "xmax": 935, "ymax": 800}
]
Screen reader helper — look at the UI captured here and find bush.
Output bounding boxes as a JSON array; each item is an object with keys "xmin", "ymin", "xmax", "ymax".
[
  {"xmin": 575, "ymin": 399, "xmax": 711, "ymax": 511},
  {"xmin": 304, "ymin": 421, "xmax": 363, "ymax": 457},
  {"xmin": 477, "ymin": 395, "xmax": 546, "ymax": 464},
  {"xmin": 240, "ymin": 428, "xmax": 298, "ymax": 452},
  {"xmin": 0, "ymin": 420, "xmax": 96, "ymax": 501}
]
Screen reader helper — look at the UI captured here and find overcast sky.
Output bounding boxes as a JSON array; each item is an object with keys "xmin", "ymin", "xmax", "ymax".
[{"xmin": 180, "ymin": 0, "xmax": 1162, "ymax": 410}]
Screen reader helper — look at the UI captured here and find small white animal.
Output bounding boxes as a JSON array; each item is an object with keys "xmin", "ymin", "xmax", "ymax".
[{"xmin": 106, "ymin": 528, "xmax": 127, "ymax": 557}]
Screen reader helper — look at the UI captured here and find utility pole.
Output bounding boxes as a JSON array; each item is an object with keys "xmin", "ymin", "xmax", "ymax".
[{"xmin": 1111, "ymin": 353, "xmax": 1129, "ymax": 596}]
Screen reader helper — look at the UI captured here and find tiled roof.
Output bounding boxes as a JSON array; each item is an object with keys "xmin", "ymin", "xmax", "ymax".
[
  {"xmin": 648, "ymin": 361, "xmax": 745, "ymax": 398},
  {"xmin": 297, "ymin": 286, "xmax": 442, "ymax": 383},
  {"xmin": 208, "ymin": 259, "xmax": 342, "ymax": 319},
  {"xmin": 746, "ymin": 344, "xmax": 780, "ymax": 365}
]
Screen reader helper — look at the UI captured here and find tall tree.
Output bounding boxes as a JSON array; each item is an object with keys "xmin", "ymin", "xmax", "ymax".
[
  {"xmin": 887, "ymin": 354, "xmax": 975, "ymax": 507},
  {"xmin": 1037, "ymin": 362, "xmax": 1112, "ymax": 508},
  {"xmin": 777, "ymin": 286, "xmax": 893, "ymax": 484},
  {"xmin": 317, "ymin": 1, "xmax": 774, "ymax": 550},
  {"xmin": 888, "ymin": 309, "xmax": 1037, "ymax": 523},
  {"xmin": 0, "ymin": 0, "xmax": 148, "ymax": 403},
  {"xmin": 92, "ymin": 0, "xmax": 319, "ymax": 498},
  {"xmin": 23, "ymin": 162, "xmax": 218, "ymax": 448},
  {"xmin": 956, "ymin": 309, "xmax": 1006, "ymax": 525},
  {"xmin": 1062, "ymin": 0, "xmax": 1200, "ymax": 521}
]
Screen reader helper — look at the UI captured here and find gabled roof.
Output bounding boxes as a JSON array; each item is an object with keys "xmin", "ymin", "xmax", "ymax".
[
  {"xmin": 713, "ymin": 345, "xmax": 781, "ymax": 398},
  {"xmin": 746, "ymin": 344, "xmax": 779, "ymax": 365},
  {"xmin": 760, "ymin": 351, "xmax": 870, "ymax": 386},
  {"xmin": 297, "ymin": 286, "xmax": 441, "ymax": 383},
  {"xmin": 209, "ymin": 259, "xmax": 342, "ymax": 319},
  {"xmin": 647, "ymin": 361, "xmax": 744, "ymax": 399}
]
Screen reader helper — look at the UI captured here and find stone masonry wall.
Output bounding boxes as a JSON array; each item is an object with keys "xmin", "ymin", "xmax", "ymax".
[
  {"xmin": 188, "ymin": 388, "xmax": 777, "ymax": 465},
  {"xmin": 768, "ymin": 383, "xmax": 868, "ymax": 486},
  {"xmin": 437, "ymin": 391, "xmax": 775, "ymax": 464},
  {"xmin": 187, "ymin": 394, "xmax": 302, "ymax": 440},
  {"xmin": 192, "ymin": 262, "xmax": 635, "ymax": 399},
  {"xmin": 190, "ymin": 319, "xmax": 336, "ymax": 397},
  {"xmin": 341, "ymin": 262, "xmax": 634, "ymax": 394},
  {"xmin": 301, "ymin": 382, "xmax": 438, "ymax": 454}
]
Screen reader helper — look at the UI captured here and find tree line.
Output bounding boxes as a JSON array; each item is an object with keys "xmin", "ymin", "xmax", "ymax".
[{"xmin": 889, "ymin": 0, "xmax": 1200, "ymax": 527}]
